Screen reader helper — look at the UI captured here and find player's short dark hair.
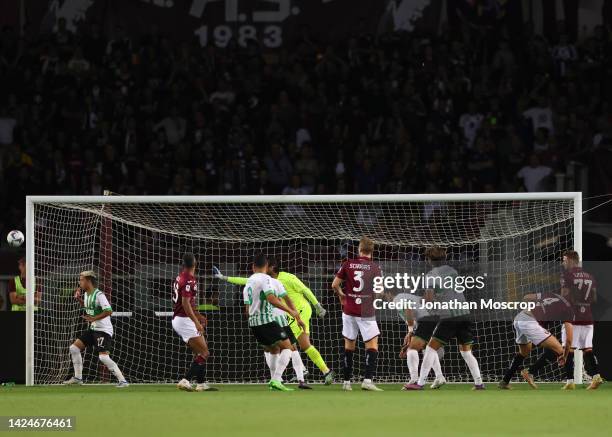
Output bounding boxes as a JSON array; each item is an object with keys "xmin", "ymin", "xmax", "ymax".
[
  {"xmin": 424, "ymin": 247, "xmax": 446, "ymax": 263},
  {"xmin": 267, "ymin": 256, "xmax": 279, "ymax": 275},
  {"xmin": 562, "ymin": 250, "xmax": 580, "ymax": 263},
  {"xmin": 253, "ymin": 253, "xmax": 268, "ymax": 269},
  {"xmin": 182, "ymin": 253, "xmax": 196, "ymax": 268}
]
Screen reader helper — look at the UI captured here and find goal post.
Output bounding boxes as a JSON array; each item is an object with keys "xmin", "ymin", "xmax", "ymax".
[{"xmin": 25, "ymin": 192, "xmax": 582, "ymax": 386}]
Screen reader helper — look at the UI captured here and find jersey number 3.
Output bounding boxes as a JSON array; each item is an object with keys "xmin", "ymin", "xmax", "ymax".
[
  {"xmin": 172, "ymin": 281, "xmax": 179, "ymax": 303},
  {"xmin": 353, "ymin": 271, "xmax": 364, "ymax": 292}
]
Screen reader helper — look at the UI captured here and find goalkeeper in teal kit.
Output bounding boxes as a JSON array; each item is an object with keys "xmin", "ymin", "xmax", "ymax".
[{"xmin": 214, "ymin": 259, "xmax": 334, "ymax": 384}]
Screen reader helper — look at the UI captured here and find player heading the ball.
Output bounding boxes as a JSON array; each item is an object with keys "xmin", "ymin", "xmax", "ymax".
[{"xmin": 332, "ymin": 236, "xmax": 383, "ymax": 392}]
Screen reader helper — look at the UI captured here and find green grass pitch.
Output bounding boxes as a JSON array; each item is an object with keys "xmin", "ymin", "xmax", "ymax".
[{"xmin": 1, "ymin": 383, "xmax": 611, "ymax": 436}]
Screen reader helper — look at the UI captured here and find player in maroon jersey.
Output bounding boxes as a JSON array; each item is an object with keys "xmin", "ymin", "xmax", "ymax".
[
  {"xmin": 499, "ymin": 290, "xmax": 574, "ymax": 389},
  {"xmin": 171, "ymin": 253, "xmax": 218, "ymax": 392},
  {"xmin": 559, "ymin": 250, "xmax": 602, "ymax": 389},
  {"xmin": 331, "ymin": 236, "xmax": 383, "ymax": 391},
  {"xmin": 521, "ymin": 250, "xmax": 603, "ymax": 389}
]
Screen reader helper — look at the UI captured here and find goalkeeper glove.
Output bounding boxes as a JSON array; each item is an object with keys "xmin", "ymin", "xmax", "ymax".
[
  {"xmin": 315, "ymin": 303, "xmax": 327, "ymax": 318},
  {"xmin": 212, "ymin": 266, "xmax": 226, "ymax": 281}
]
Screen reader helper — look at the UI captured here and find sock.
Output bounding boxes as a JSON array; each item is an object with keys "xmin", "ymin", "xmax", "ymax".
[
  {"xmin": 272, "ymin": 349, "xmax": 292, "ymax": 382},
  {"xmin": 528, "ymin": 348, "xmax": 556, "ymax": 376},
  {"xmin": 503, "ymin": 353, "xmax": 525, "ymax": 384},
  {"xmin": 194, "ymin": 354, "xmax": 207, "ymax": 383},
  {"xmin": 564, "ymin": 351, "xmax": 574, "ymax": 382},
  {"xmin": 343, "ymin": 349, "xmax": 354, "ymax": 382},
  {"xmin": 364, "ymin": 349, "xmax": 378, "ymax": 380},
  {"xmin": 99, "ymin": 354, "xmax": 126, "ymax": 383},
  {"xmin": 69, "ymin": 345, "xmax": 83, "ymax": 379},
  {"xmin": 185, "ymin": 354, "xmax": 207, "ymax": 383},
  {"xmin": 264, "ymin": 352, "xmax": 274, "ymax": 378},
  {"xmin": 432, "ymin": 349, "xmax": 444, "ymax": 380},
  {"xmin": 584, "ymin": 350, "xmax": 600, "ymax": 377},
  {"xmin": 291, "ymin": 350, "xmax": 305, "ymax": 382},
  {"xmin": 437, "ymin": 347, "xmax": 445, "ymax": 362},
  {"xmin": 417, "ymin": 346, "xmax": 437, "ymax": 386},
  {"xmin": 406, "ymin": 349, "xmax": 419, "ymax": 382},
  {"xmin": 460, "ymin": 350, "xmax": 482, "ymax": 385},
  {"xmin": 304, "ymin": 346, "xmax": 329, "ymax": 374}
]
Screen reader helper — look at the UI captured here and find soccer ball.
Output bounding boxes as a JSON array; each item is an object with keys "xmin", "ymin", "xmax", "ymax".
[{"xmin": 7, "ymin": 230, "xmax": 25, "ymax": 247}]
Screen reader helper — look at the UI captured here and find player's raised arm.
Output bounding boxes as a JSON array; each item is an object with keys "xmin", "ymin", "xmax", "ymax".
[
  {"xmin": 73, "ymin": 286, "xmax": 84, "ymax": 306},
  {"xmin": 287, "ymin": 273, "xmax": 325, "ymax": 314},
  {"xmin": 213, "ymin": 266, "xmax": 248, "ymax": 286}
]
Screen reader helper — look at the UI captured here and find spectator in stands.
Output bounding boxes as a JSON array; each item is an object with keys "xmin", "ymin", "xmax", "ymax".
[
  {"xmin": 154, "ymin": 106, "xmax": 186, "ymax": 146},
  {"xmin": 517, "ymin": 154, "xmax": 553, "ymax": 192},
  {"xmin": 265, "ymin": 144, "xmax": 293, "ymax": 194},
  {"xmin": 0, "ymin": 16, "xmax": 610, "ymax": 235},
  {"xmin": 459, "ymin": 101, "xmax": 483, "ymax": 149},
  {"xmin": 523, "ymin": 95, "xmax": 555, "ymax": 135},
  {"xmin": 0, "ymin": 107, "xmax": 17, "ymax": 145}
]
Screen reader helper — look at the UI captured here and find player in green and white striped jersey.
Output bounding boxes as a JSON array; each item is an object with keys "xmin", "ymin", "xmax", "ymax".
[
  {"xmin": 64, "ymin": 271, "xmax": 128, "ymax": 387},
  {"xmin": 266, "ymin": 272, "xmax": 312, "ymax": 389},
  {"xmin": 214, "ymin": 260, "xmax": 334, "ymax": 385},
  {"xmin": 244, "ymin": 253, "xmax": 306, "ymax": 391}
]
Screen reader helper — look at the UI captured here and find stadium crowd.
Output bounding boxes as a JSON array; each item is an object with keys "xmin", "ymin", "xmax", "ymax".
[{"xmin": 0, "ymin": 18, "xmax": 611, "ymax": 240}]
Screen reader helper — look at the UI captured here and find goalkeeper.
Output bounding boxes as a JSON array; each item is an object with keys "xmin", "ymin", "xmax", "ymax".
[{"xmin": 214, "ymin": 260, "xmax": 335, "ymax": 385}]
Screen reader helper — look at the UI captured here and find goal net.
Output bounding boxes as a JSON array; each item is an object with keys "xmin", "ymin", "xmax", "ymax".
[{"xmin": 27, "ymin": 194, "xmax": 580, "ymax": 385}]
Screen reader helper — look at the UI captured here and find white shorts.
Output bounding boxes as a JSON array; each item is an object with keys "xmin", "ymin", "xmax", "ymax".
[
  {"xmin": 562, "ymin": 324, "xmax": 593, "ymax": 349},
  {"xmin": 172, "ymin": 316, "xmax": 201, "ymax": 343},
  {"xmin": 513, "ymin": 312, "xmax": 551, "ymax": 346},
  {"xmin": 342, "ymin": 313, "xmax": 380, "ymax": 342}
]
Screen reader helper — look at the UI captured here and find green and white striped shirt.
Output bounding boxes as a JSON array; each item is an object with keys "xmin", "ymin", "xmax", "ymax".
[
  {"xmin": 244, "ymin": 273, "xmax": 287, "ymax": 327},
  {"xmin": 269, "ymin": 277, "xmax": 289, "ymax": 327},
  {"xmin": 83, "ymin": 288, "xmax": 114, "ymax": 336}
]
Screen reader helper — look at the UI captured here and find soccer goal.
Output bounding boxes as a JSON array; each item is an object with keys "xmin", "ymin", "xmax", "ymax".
[{"xmin": 25, "ymin": 193, "xmax": 582, "ymax": 386}]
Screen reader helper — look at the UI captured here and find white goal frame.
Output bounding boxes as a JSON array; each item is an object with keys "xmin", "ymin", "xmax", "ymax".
[{"xmin": 25, "ymin": 192, "xmax": 582, "ymax": 386}]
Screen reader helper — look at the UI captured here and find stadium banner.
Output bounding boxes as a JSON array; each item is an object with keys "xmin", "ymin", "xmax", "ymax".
[
  {"xmin": 30, "ymin": 0, "xmax": 446, "ymax": 48},
  {"xmin": 7, "ymin": 1, "xmax": 592, "ymax": 50}
]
